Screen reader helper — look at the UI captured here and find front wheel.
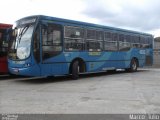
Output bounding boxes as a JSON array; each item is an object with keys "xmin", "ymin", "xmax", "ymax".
[{"xmin": 71, "ymin": 61, "xmax": 79, "ymax": 80}]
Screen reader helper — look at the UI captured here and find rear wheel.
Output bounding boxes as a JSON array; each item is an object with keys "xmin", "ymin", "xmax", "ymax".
[
  {"xmin": 107, "ymin": 69, "xmax": 116, "ymax": 73},
  {"xmin": 71, "ymin": 61, "xmax": 79, "ymax": 80},
  {"xmin": 126, "ymin": 59, "xmax": 138, "ymax": 72}
]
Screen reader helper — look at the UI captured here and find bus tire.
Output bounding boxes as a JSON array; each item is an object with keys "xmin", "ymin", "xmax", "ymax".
[
  {"xmin": 126, "ymin": 59, "xmax": 138, "ymax": 72},
  {"xmin": 71, "ymin": 61, "xmax": 79, "ymax": 80},
  {"xmin": 107, "ymin": 69, "xmax": 116, "ymax": 73}
]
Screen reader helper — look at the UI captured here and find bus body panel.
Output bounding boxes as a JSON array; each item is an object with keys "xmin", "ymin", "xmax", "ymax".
[
  {"xmin": 0, "ymin": 57, "xmax": 8, "ymax": 73},
  {"xmin": 9, "ymin": 64, "xmax": 41, "ymax": 76},
  {"xmin": 9, "ymin": 48, "xmax": 146, "ymax": 76},
  {"xmin": 8, "ymin": 51, "xmax": 147, "ymax": 76}
]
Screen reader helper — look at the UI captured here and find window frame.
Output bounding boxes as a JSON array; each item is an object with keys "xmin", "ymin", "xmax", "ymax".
[
  {"xmin": 104, "ymin": 31, "xmax": 118, "ymax": 51},
  {"xmin": 86, "ymin": 28, "xmax": 104, "ymax": 52},
  {"xmin": 64, "ymin": 26, "xmax": 85, "ymax": 51},
  {"xmin": 130, "ymin": 35, "xmax": 140, "ymax": 48},
  {"xmin": 118, "ymin": 33, "xmax": 131, "ymax": 51},
  {"xmin": 42, "ymin": 23, "xmax": 63, "ymax": 60}
]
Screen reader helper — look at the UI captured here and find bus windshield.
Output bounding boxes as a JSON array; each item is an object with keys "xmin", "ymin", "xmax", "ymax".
[{"xmin": 9, "ymin": 24, "xmax": 34, "ymax": 60}]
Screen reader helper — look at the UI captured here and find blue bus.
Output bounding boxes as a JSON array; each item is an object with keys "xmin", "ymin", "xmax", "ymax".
[{"xmin": 8, "ymin": 15, "xmax": 153, "ymax": 79}]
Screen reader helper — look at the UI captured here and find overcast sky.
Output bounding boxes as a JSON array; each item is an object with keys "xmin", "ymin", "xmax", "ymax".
[{"xmin": 1, "ymin": 0, "xmax": 160, "ymax": 37}]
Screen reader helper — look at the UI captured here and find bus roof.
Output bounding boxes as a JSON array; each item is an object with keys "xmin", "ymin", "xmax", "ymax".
[
  {"xmin": 0, "ymin": 23, "xmax": 12, "ymax": 29},
  {"xmin": 18, "ymin": 15, "xmax": 153, "ymax": 37}
]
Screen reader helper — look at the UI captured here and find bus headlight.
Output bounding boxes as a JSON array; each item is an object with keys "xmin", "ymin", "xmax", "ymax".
[{"xmin": 24, "ymin": 63, "xmax": 31, "ymax": 67}]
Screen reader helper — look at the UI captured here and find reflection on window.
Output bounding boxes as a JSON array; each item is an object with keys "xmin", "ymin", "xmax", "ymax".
[
  {"xmin": 147, "ymin": 37, "xmax": 153, "ymax": 48},
  {"xmin": 104, "ymin": 41, "xmax": 118, "ymax": 51},
  {"xmin": 140, "ymin": 36, "xmax": 152, "ymax": 48},
  {"xmin": 104, "ymin": 32, "xmax": 118, "ymax": 51},
  {"xmin": 86, "ymin": 29, "xmax": 103, "ymax": 51},
  {"xmin": 86, "ymin": 41, "xmax": 103, "ymax": 51},
  {"xmin": 105, "ymin": 32, "xmax": 112, "ymax": 41},
  {"xmin": 65, "ymin": 39, "xmax": 84, "ymax": 51},
  {"xmin": 131, "ymin": 36, "xmax": 140, "ymax": 48},
  {"xmin": 112, "ymin": 33, "xmax": 118, "ymax": 41},
  {"xmin": 119, "ymin": 34, "xmax": 131, "ymax": 51},
  {"xmin": 65, "ymin": 26, "xmax": 84, "ymax": 38},
  {"xmin": 96, "ymin": 31, "xmax": 103, "ymax": 40},
  {"xmin": 42, "ymin": 24, "xmax": 62, "ymax": 60},
  {"xmin": 119, "ymin": 42, "xmax": 131, "ymax": 51},
  {"xmin": 64, "ymin": 26, "xmax": 84, "ymax": 51},
  {"xmin": 87, "ymin": 29, "xmax": 96, "ymax": 40}
]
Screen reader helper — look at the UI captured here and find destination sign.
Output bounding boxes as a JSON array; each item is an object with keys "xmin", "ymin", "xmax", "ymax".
[{"xmin": 18, "ymin": 18, "xmax": 36, "ymax": 25}]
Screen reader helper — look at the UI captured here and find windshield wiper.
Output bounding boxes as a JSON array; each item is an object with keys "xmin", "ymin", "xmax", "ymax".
[{"xmin": 18, "ymin": 25, "xmax": 29, "ymax": 43}]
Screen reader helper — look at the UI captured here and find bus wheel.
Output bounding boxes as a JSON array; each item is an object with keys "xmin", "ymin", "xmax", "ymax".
[
  {"xmin": 71, "ymin": 61, "xmax": 79, "ymax": 80},
  {"xmin": 127, "ymin": 59, "xmax": 138, "ymax": 72}
]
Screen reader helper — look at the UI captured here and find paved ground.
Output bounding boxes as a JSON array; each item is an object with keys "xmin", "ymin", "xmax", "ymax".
[{"xmin": 0, "ymin": 68, "xmax": 160, "ymax": 114}]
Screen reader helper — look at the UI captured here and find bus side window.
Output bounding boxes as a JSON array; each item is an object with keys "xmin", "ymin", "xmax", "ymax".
[
  {"xmin": 148, "ymin": 37, "xmax": 153, "ymax": 48},
  {"xmin": 33, "ymin": 26, "xmax": 40, "ymax": 63},
  {"xmin": 119, "ymin": 34, "xmax": 131, "ymax": 51},
  {"xmin": 144, "ymin": 37, "xmax": 150, "ymax": 48},
  {"xmin": 131, "ymin": 35, "xmax": 140, "ymax": 48},
  {"xmin": 42, "ymin": 24, "xmax": 62, "ymax": 60},
  {"xmin": 104, "ymin": 32, "xmax": 118, "ymax": 51},
  {"xmin": 140, "ymin": 36, "xmax": 150, "ymax": 48},
  {"xmin": 104, "ymin": 32, "xmax": 115, "ymax": 51},
  {"xmin": 64, "ymin": 26, "xmax": 84, "ymax": 51},
  {"xmin": 86, "ymin": 29, "xmax": 103, "ymax": 52}
]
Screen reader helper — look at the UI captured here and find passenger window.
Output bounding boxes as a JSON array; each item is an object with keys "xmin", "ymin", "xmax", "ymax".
[
  {"xmin": 96, "ymin": 31, "xmax": 103, "ymax": 40},
  {"xmin": 104, "ymin": 32, "xmax": 118, "ymax": 51},
  {"xmin": 148, "ymin": 37, "xmax": 153, "ymax": 48},
  {"xmin": 105, "ymin": 32, "xmax": 112, "ymax": 41},
  {"xmin": 42, "ymin": 24, "xmax": 62, "ymax": 60},
  {"xmin": 64, "ymin": 26, "xmax": 84, "ymax": 51},
  {"xmin": 87, "ymin": 29, "xmax": 96, "ymax": 40},
  {"xmin": 131, "ymin": 35, "xmax": 140, "ymax": 48},
  {"xmin": 86, "ymin": 29, "xmax": 103, "ymax": 51},
  {"xmin": 119, "ymin": 34, "xmax": 131, "ymax": 51},
  {"xmin": 140, "ymin": 36, "xmax": 152, "ymax": 48}
]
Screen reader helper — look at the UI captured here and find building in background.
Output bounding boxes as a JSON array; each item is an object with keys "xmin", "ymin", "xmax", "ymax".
[{"xmin": 153, "ymin": 37, "xmax": 160, "ymax": 67}]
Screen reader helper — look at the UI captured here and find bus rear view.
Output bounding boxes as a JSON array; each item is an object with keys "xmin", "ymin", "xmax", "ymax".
[{"xmin": 0, "ymin": 23, "xmax": 12, "ymax": 74}]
